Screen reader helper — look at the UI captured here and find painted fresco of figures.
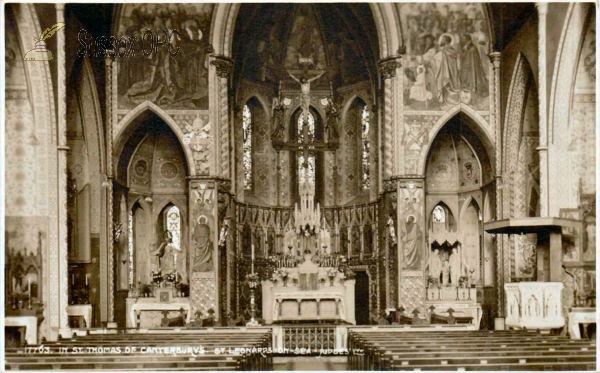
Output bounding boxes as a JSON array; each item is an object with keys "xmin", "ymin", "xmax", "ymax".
[
  {"xmin": 192, "ymin": 220, "xmax": 213, "ymax": 272},
  {"xmin": 401, "ymin": 3, "xmax": 490, "ymax": 111},
  {"xmin": 402, "ymin": 215, "xmax": 421, "ymax": 269},
  {"xmin": 116, "ymin": 4, "xmax": 213, "ymax": 109}
]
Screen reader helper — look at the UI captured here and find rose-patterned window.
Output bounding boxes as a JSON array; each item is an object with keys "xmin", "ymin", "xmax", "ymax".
[
  {"xmin": 361, "ymin": 106, "xmax": 370, "ymax": 190},
  {"xmin": 166, "ymin": 206, "xmax": 181, "ymax": 250},
  {"xmin": 243, "ymin": 104, "xmax": 252, "ymax": 190}
]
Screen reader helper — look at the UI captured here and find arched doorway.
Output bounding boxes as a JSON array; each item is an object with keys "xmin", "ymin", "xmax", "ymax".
[
  {"xmin": 113, "ymin": 111, "xmax": 190, "ymax": 328},
  {"xmin": 424, "ymin": 114, "xmax": 493, "ymax": 291}
]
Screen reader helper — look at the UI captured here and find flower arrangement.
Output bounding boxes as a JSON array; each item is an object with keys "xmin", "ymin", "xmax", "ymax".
[
  {"xmin": 246, "ymin": 273, "xmax": 259, "ymax": 282},
  {"xmin": 291, "ymin": 277, "xmax": 299, "ymax": 285},
  {"xmin": 327, "ymin": 268, "xmax": 338, "ymax": 280},
  {"xmin": 276, "ymin": 268, "xmax": 290, "ymax": 281}
]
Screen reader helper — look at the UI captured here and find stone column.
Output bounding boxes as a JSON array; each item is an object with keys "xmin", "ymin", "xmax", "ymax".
[
  {"xmin": 536, "ymin": 3, "xmax": 549, "ymax": 217},
  {"xmin": 56, "ymin": 3, "xmax": 71, "ymax": 338},
  {"xmin": 378, "ymin": 58, "xmax": 401, "ymax": 181},
  {"xmin": 210, "ymin": 55, "xmax": 233, "ymax": 182},
  {"xmin": 489, "ymin": 51, "xmax": 505, "ymax": 316},
  {"xmin": 105, "ymin": 52, "xmax": 117, "ymax": 328}
]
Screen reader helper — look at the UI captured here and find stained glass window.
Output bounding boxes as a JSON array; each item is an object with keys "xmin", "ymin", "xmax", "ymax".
[
  {"xmin": 166, "ymin": 206, "xmax": 181, "ymax": 250},
  {"xmin": 297, "ymin": 112, "xmax": 316, "ymax": 186},
  {"xmin": 433, "ymin": 205, "xmax": 446, "ymax": 223},
  {"xmin": 243, "ymin": 105, "xmax": 252, "ymax": 190},
  {"xmin": 297, "ymin": 112, "xmax": 315, "ymax": 144},
  {"xmin": 361, "ymin": 106, "xmax": 370, "ymax": 189},
  {"xmin": 298, "ymin": 153, "xmax": 316, "ymax": 187},
  {"xmin": 128, "ymin": 210, "xmax": 133, "ymax": 286}
]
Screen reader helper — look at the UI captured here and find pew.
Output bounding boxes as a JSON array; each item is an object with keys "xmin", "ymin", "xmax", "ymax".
[
  {"xmin": 5, "ymin": 329, "xmax": 273, "ymax": 371},
  {"xmin": 348, "ymin": 329, "xmax": 596, "ymax": 371}
]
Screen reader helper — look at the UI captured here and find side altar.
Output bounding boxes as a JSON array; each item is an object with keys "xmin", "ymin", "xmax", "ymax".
[{"xmin": 261, "ymin": 253, "xmax": 355, "ymax": 324}]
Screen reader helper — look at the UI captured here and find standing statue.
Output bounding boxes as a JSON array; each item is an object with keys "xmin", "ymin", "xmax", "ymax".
[
  {"xmin": 449, "ymin": 248, "xmax": 468, "ymax": 287},
  {"xmin": 325, "ymin": 98, "xmax": 340, "ymax": 147},
  {"xmin": 271, "ymin": 97, "xmax": 286, "ymax": 151},
  {"xmin": 427, "ymin": 249, "xmax": 442, "ymax": 287},
  {"xmin": 287, "ymin": 70, "xmax": 326, "ymax": 123}
]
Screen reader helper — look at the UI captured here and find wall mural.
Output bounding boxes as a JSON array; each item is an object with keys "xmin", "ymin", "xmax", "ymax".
[
  {"xmin": 5, "ymin": 217, "xmax": 47, "ymax": 305},
  {"xmin": 116, "ymin": 4, "xmax": 214, "ymax": 110},
  {"xmin": 235, "ymin": 4, "xmax": 370, "ymax": 86},
  {"xmin": 399, "ymin": 186, "xmax": 424, "ymax": 270},
  {"xmin": 400, "ymin": 3, "xmax": 490, "ymax": 111}
]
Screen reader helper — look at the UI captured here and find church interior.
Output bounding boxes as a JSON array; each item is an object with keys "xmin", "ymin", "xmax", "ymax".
[{"xmin": 3, "ymin": 2, "xmax": 598, "ymax": 371}]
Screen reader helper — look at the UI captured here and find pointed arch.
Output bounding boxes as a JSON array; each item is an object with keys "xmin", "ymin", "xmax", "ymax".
[
  {"xmin": 211, "ymin": 3, "xmax": 399, "ymax": 58},
  {"xmin": 419, "ymin": 105, "xmax": 495, "ymax": 175},
  {"xmin": 113, "ymin": 101, "xmax": 196, "ymax": 176},
  {"xmin": 459, "ymin": 195, "xmax": 482, "ymax": 228},
  {"xmin": 240, "ymin": 93, "xmax": 272, "ymax": 121}
]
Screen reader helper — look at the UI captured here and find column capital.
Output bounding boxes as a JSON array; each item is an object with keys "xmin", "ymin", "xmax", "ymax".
[
  {"xmin": 211, "ymin": 55, "xmax": 234, "ymax": 78},
  {"xmin": 535, "ymin": 2, "xmax": 548, "ymax": 16},
  {"xmin": 489, "ymin": 52, "xmax": 502, "ymax": 68},
  {"xmin": 378, "ymin": 57, "xmax": 401, "ymax": 80}
]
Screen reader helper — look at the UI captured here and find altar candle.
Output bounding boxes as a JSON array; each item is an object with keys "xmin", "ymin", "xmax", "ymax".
[
  {"xmin": 72, "ymin": 274, "xmax": 74, "ymax": 285},
  {"xmin": 251, "ymin": 244, "xmax": 255, "ymax": 260},
  {"xmin": 28, "ymin": 277, "xmax": 31, "ymax": 295},
  {"xmin": 86, "ymin": 274, "xmax": 89, "ymax": 286}
]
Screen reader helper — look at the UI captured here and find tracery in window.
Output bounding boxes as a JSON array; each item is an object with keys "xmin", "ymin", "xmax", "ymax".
[
  {"xmin": 433, "ymin": 205, "xmax": 446, "ymax": 223},
  {"xmin": 166, "ymin": 206, "xmax": 181, "ymax": 250},
  {"xmin": 298, "ymin": 153, "xmax": 316, "ymax": 187},
  {"xmin": 243, "ymin": 105, "xmax": 252, "ymax": 190},
  {"xmin": 297, "ymin": 112, "xmax": 316, "ymax": 186},
  {"xmin": 297, "ymin": 112, "xmax": 315, "ymax": 144},
  {"xmin": 361, "ymin": 106, "xmax": 370, "ymax": 189}
]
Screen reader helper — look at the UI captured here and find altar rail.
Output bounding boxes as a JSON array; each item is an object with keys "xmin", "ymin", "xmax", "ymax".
[{"xmin": 272, "ymin": 325, "xmax": 348, "ymax": 352}]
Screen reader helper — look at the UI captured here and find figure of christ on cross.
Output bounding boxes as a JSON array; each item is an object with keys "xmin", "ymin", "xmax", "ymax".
[{"xmin": 287, "ymin": 69, "xmax": 326, "ymax": 126}]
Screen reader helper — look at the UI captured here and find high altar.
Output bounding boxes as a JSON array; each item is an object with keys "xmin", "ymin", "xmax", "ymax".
[
  {"xmin": 261, "ymin": 183, "xmax": 355, "ymax": 325},
  {"xmin": 261, "ymin": 253, "xmax": 355, "ymax": 324}
]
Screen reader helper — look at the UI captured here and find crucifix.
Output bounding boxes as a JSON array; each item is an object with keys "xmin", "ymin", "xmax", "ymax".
[{"xmin": 287, "ymin": 66, "xmax": 326, "ymax": 126}]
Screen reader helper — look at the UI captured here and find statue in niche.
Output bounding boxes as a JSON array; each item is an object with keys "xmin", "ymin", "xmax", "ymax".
[
  {"xmin": 287, "ymin": 69, "xmax": 326, "ymax": 124},
  {"xmin": 192, "ymin": 219, "xmax": 213, "ymax": 272},
  {"xmin": 387, "ymin": 214, "xmax": 397, "ymax": 247},
  {"xmin": 325, "ymin": 98, "xmax": 340, "ymax": 146},
  {"xmin": 319, "ymin": 228, "xmax": 331, "ymax": 255},
  {"xmin": 427, "ymin": 249, "xmax": 442, "ymax": 287},
  {"xmin": 449, "ymin": 248, "xmax": 469, "ymax": 287},
  {"xmin": 401, "ymin": 215, "xmax": 421, "ymax": 269},
  {"xmin": 149, "ymin": 231, "xmax": 188, "ymax": 283},
  {"xmin": 271, "ymin": 97, "xmax": 286, "ymax": 150},
  {"xmin": 441, "ymin": 258, "xmax": 450, "ymax": 287}
]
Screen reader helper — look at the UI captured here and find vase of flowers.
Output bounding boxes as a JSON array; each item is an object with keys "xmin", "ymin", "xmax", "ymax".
[
  {"xmin": 327, "ymin": 268, "xmax": 337, "ymax": 286},
  {"xmin": 246, "ymin": 273, "xmax": 259, "ymax": 289},
  {"xmin": 277, "ymin": 269, "xmax": 289, "ymax": 287}
]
